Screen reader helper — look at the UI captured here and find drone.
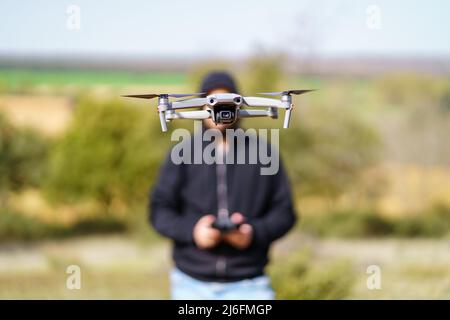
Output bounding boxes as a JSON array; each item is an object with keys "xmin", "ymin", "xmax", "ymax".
[
  {"xmin": 123, "ymin": 89, "xmax": 316, "ymax": 232},
  {"xmin": 122, "ymin": 90, "xmax": 316, "ymax": 132}
]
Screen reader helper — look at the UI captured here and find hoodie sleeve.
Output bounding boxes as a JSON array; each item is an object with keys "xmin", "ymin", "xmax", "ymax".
[
  {"xmin": 149, "ymin": 152, "xmax": 196, "ymax": 244},
  {"xmin": 249, "ymin": 159, "xmax": 297, "ymax": 248}
]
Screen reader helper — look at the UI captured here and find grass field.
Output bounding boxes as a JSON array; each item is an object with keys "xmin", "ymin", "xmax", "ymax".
[
  {"xmin": 0, "ymin": 68, "xmax": 332, "ymax": 90},
  {"xmin": 1, "ymin": 233, "xmax": 449, "ymax": 299},
  {"xmin": 0, "ymin": 68, "xmax": 187, "ymax": 87}
]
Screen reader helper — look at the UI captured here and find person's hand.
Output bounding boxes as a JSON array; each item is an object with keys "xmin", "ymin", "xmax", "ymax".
[
  {"xmin": 193, "ymin": 215, "xmax": 222, "ymax": 249},
  {"xmin": 223, "ymin": 212, "xmax": 253, "ymax": 250}
]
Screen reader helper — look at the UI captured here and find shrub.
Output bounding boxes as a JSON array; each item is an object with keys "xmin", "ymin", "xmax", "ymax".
[
  {"xmin": 280, "ymin": 104, "xmax": 381, "ymax": 198},
  {"xmin": 45, "ymin": 97, "xmax": 167, "ymax": 207},
  {"xmin": 301, "ymin": 206, "xmax": 450, "ymax": 238},
  {"xmin": 301, "ymin": 210, "xmax": 393, "ymax": 238},
  {"xmin": 187, "ymin": 60, "xmax": 381, "ymax": 200},
  {"xmin": 243, "ymin": 53, "xmax": 285, "ymax": 93},
  {"xmin": 393, "ymin": 205, "xmax": 450, "ymax": 237},
  {"xmin": 0, "ymin": 209, "xmax": 49, "ymax": 241},
  {"xmin": 269, "ymin": 250, "xmax": 354, "ymax": 300},
  {"xmin": 0, "ymin": 209, "xmax": 126, "ymax": 243},
  {"xmin": 0, "ymin": 114, "xmax": 50, "ymax": 192},
  {"xmin": 375, "ymin": 73, "xmax": 445, "ymax": 107}
]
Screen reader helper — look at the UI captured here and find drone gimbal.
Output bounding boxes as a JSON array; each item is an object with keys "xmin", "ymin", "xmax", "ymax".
[{"xmin": 123, "ymin": 90, "xmax": 315, "ymax": 132}]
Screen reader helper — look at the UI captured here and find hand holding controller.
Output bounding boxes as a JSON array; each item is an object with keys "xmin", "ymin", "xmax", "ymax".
[
  {"xmin": 216, "ymin": 212, "xmax": 253, "ymax": 250},
  {"xmin": 211, "ymin": 215, "xmax": 242, "ymax": 232}
]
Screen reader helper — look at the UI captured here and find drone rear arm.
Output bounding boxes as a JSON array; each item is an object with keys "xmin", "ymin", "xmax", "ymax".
[
  {"xmin": 165, "ymin": 109, "xmax": 273, "ymax": 120},
  {"xmin": 238, "ymin": 109, "xmax": 271, "ymax": 118},
  {"xmin": 243, "ymin": 96, "xmax": 292, "ymax": 128}
]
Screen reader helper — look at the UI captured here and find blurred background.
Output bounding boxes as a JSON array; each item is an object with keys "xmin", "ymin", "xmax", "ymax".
[{"xmin": 0, "ymin": 0, "xmax": 449, "ymax": 299}]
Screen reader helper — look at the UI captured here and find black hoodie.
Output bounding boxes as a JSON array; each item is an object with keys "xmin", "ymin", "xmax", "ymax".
[{"xmin": 149, "ymin": 134, "xmax": 297, "ymax": 282}]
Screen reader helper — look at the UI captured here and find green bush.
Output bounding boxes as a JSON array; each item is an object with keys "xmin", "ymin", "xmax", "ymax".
[
  {"xmin": 187, "ymin": 60, "xmax": 381, "ymax": 199},
  {"xmin": 269, "ymin": 250, "xmax": 354, "ymax": 300},
  {"xmin": 0, "ymin": 209, "xmax": 49, "ymax": 241},
  {"xmin": 0, "ymin": 114, "xmax": 50, "ymax": 192},
  {"xmin": 301, "ymin": 210, "xmax": 393, "ymax": 238},
  {"xmin": 393, "ymin": 205, "xmax": 450, "ymax": 237},
  {"xmin": 0, "ymin": 209, "xmax": 126, "ymax": 243},
  {"xmin": 375, "ymin": 73, "xmax": 449, "ymax": 109},
  {"xmin": 280, "ymin": 104, "xmax": 381, "ymax": 198},
  {"xmin": 301, "ymin": 206, "xmax": 450, "ymax": 238},
  {"xmin": 243, "ymin": 53, "xmax": 285, "ymax": 93},
  {"xmin": 45, "ymin": 97, "xmax": 167, "ymax": 207}
]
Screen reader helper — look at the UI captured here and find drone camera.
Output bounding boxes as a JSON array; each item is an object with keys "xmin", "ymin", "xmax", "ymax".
[
  {"xmin": 206, "ymin": 93, "xmax": 244, "ymax": 125},
  {"xmin": 219, "ymin": 110, "xmax": 232, "ymax": 119},
  {"xmin": 212, "ymin": 104, "xmax": 237, "ymax": 125}
]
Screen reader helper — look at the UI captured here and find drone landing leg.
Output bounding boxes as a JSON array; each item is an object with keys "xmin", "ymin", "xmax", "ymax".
[
  {"xmin": 283, "ymin": 108, "xmax": 292, "ymax": 129},
  {"xmin": 159, "ymin": 111, "xmax": 168, "ymax": 132}
]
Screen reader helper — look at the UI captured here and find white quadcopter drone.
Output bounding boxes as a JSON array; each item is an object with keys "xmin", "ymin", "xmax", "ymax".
[{"xmin": 123, "ymin": 90, "xmax": 315, "ymax": 132}]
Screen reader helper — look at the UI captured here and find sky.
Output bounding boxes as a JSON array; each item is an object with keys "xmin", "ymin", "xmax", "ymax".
[{"xmin": 1, "ymin": 0, "xmax": 450, "ymax": 58}]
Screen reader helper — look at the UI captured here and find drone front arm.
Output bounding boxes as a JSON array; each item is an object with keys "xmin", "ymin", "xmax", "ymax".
[
  {"xmin": 170, "ymin": 98, "xmax": 209, "ymax": 110},
  {"xmin": 165, "ymin": 110, "xmax": 211, "ymax": 120},
  {"xmin": 242, "ymin": 97, "xmax": 286, "ymax": 109}
]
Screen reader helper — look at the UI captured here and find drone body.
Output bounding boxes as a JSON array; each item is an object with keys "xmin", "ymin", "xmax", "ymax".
[{"xmin": 123, "ymin": 90, "xmax": 315, "ymax": 132}]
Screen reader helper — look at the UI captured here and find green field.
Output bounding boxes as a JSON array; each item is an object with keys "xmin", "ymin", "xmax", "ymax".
[
  {"xmin": 0, "ymin": 68, "xmax": 187, "ymax": 87},
  {"xmin": 0, "ymin": 67, "xmax": 334, "ymax": 91}
]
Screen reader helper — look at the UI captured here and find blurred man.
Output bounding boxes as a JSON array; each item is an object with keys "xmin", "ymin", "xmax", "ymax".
[{"xmin": 150, "ymin": 71, "xmax": 296, "ymax": 299}]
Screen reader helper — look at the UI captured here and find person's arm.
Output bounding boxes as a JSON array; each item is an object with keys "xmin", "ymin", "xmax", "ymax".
[
  {"xmin": 249, "ymin": 160, "xmax": 297, "ymax": 248},
  {"xmin": 149, "ymin": 153, "xmax": 196, "ymax": 244}
]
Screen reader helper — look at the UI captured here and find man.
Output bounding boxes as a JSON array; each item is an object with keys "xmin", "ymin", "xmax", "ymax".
[{"xmin": 150, "ymin": 71, "xmax": 296, "ymax": 299}]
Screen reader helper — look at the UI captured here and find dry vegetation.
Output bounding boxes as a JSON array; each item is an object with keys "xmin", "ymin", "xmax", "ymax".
[{"xmin": 0, "ymin": 64, "xmax": 449, "ymax": 299}]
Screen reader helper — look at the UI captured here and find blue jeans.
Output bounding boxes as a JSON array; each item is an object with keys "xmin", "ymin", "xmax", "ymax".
[{"xmin": 170, "ymin": 268, "xmax": 275, "ymax": 300}]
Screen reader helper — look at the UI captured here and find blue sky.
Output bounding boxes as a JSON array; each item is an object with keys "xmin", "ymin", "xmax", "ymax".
[{"xmin": 1, "ymin": 0, "xmax": 449, "ymax": 58}]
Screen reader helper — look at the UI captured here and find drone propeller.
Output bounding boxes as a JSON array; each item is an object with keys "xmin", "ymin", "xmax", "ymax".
[
  {"xmin": 258, "ymin": 89, "xmax": 316, "ymax": 96},
  {"xmin": 122, "ymin": 93, "xmax": 205, "ymax": 100}
]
